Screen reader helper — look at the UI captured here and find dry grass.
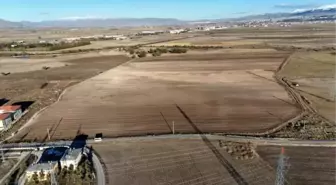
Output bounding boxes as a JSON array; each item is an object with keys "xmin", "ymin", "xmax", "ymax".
[
  {"xmin": 0, "ymin": 58, "xmax": 67, "ymax": 74},
  {"xmin": 279, "ymin": 52, "xmax": 335, "ymax": 123},
  {"xmin": 152, "ymin": 37, "xmax": 263, "ymax": 47}
]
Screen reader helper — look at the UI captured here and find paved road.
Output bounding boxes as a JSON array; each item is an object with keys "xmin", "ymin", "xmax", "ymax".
[
  {"xmin": 1, "ymin": 134, "xmax": 335, "ymax": 150},
  {"xmin": 87, "ymin": 134, "xmax": 336, "ymax": 147},
  {"xmin": 89, "ymin": 148, "xmax": 106, "ymax": 185}
]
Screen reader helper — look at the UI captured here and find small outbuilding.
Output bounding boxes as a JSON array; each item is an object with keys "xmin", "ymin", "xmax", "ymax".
[
  {"xmin": 0, "ymin": 113, "xmax": 12, "ymax": 131},
  {"xmin": 0, "ymin": 105, "xmax": 23, "ymax": 120}
]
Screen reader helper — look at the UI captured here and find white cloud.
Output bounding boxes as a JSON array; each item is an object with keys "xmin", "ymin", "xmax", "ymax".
[
  {"xmin": 293, "ymin": 3, "xmax": 336, "ymax": 13},
  {"xmin": 274, "ymin": 3, "xmax": 316, "ymax": 9},
  {"xmin": 318, "ymin": 4, "xmax": 336, "ymax": 10}
]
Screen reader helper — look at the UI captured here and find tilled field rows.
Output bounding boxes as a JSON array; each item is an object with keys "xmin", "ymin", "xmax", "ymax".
[
  {"xmin": 94, "ymin": 139, "xmax": 276, "ymax": 185},
  {"xmin": 257, "ymin": 146, "xmax": 336, "ymax": 185},
  {"xmin": 14, "ymin": 52, "xmax": 299, "ymax": 141}
]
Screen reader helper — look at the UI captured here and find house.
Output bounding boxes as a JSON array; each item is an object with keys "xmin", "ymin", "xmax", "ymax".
[
  {"xmin": 0, "ymin": 105, "xmax": 23, "ymax": 120},
  {"xmin": 62, "ymin": 37, "xmax": 81, "ymax": 43},
  {"xmin": 26, "ymin": 162, "xmax": 59, "ymax": 180},
  {"xmin": 169, "ymin": 29, "xmax": 185, "ymax": 34},
  {"xmin": 0, "ymin": 113, "xmax": 12, "ymax": 131},
  {"xmin": 60, "ymin": 148, "xmax": 83, "ymax": 169},
  {"xmin": 139, "ymin": 30, "xmax": 165, "ymax": 35}
]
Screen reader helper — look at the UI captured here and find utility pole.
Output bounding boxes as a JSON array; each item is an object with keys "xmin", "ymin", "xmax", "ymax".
[
  {"xmin": 172, "ymin": 121, "xmax": 175, "ymax": 135},
  {"xmin": 275, "ymin": 147, "xmax": 289, "ymax": 185},
  {"xmin": 330, "ymin": 75, "xmax": 336, "ymax": 101},
  {"xmin": 47, "ymin": 128, "xmax": 51, "ymax": 141}
]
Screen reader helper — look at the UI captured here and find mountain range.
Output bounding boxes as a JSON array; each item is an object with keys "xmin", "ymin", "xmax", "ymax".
[{"xmin": 0, "ymin": 6, "xmax": 335, "ymax": 28}]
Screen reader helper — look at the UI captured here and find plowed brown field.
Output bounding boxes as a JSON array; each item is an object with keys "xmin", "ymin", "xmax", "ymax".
[
  {"xmin": 13, "ymin": 51, "xmax": 300, "ymax": 141},
  {"xmin": 257, "ymin": 146, "xmax": 336, "ymax": 185},
  {"xmin": 93, "ymin": 138, "xmax": 276, "ymax": 185}
]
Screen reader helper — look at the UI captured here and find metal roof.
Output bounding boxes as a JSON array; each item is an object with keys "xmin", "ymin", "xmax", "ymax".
[
  {"xmin": 0, "ymin": 113, "xmax": 11, "ymax": 120},
  {"xmin": 61, "ymin": 148, "xmax": 83, "ymax": 161}
]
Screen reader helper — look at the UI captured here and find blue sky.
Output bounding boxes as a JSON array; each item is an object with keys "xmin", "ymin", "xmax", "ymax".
[{"xmin": 1, "ymin": 0, "xmax": 335, "ymax": 21}]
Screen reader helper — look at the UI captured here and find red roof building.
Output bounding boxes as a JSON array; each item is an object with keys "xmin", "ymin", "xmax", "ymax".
[
  {"xmin": 0, "ymin": 113, "xmax": 11, "ymax": 120},
  {"xmin": 0, "ymin": 105, "xmax": 21, "ymax": 113}
]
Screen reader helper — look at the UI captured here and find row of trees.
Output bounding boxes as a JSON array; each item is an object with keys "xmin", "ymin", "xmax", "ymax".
[
  {"xmin": 49, "ymin": 41, "xmax": 91, "ymax": 51},
  {"xmin": 0, "ymin": 40, "xmax": 91, "ymax": 51},
  {"xmin": 126, "ymin": 46, "xmax": 188, "ymax": 58}
]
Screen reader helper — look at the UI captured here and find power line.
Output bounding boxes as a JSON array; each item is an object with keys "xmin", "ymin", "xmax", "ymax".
[
  {"xmin": 275, "ymin": 147, "xmax": 290, "ymax": 185},
  {"xmin": 330, "ymin": 75, "xmax": 336, "ymax": 101}
]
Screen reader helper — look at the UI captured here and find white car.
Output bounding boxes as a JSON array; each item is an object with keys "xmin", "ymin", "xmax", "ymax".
[{"xmin": 94, "ymin": 133, "xmax": 103, "ymax": 142}]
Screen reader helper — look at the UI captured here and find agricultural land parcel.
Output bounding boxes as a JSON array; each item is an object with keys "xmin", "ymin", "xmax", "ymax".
[
  {"xmin": 257, "ymin": 146, "xmax": 336, "ymax": 185},
  {"xmin": 12, "ymin": 50, "xmax": 300, "ymax": 141},
  {"xmin": 278, "ymin": 52, "xmax": 335, "ymax": 123},
  {"xmin": 93, "ymin": 138, "xmax": 276, "ymax": 185},
  {"xmin": 0, "ymin": 53, "xmax": 129, "ymax": 140},
  {"xmin": 152, "ymin": 24, "xmax": 336, "ymax": 48}
]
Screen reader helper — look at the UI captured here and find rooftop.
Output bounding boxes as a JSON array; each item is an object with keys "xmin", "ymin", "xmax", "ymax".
[
  {"xmin": 26, "ymin": 162, "xmax": 58, "ymax": 173},
  {"xmin": 0, "ymin": 113, "xmax": 11, "ymax": 120},
  {"xmin": 38, "ymin": 147, "xmax": 68, "ymax": 163},
  {"xmin": 61, "ymin": 148, "xmax": 83, "ymax": 161},
  {"xmin": 0, "ymin": 105, "xmax": 21, "ymax": 113}
]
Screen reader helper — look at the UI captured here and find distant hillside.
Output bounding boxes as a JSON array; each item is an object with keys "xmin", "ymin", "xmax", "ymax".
[
  {"xmin": 0, "ymin": 7, "xmax": 335, "ymax": 28},
  {"xmin": 21, "ymin": 18, "xmax": 186, "ymax": 28},
  {"xmin": 0, "ymin": 19, "xmax": 22, "ymax": 28}
]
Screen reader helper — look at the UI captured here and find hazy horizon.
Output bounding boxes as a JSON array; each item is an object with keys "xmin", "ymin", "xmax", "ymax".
[{"xmin": 0, "ymin": 0, "xmax": 335, "ymax": 22}]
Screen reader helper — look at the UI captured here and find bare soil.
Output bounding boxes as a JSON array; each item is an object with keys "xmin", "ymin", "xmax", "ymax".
[
  {"xmin": 12, "ymin": 51, "xmax": 299, "ymax": 141},
  {"xmin": 93, "ymin": 138, "xmax": 276, "ymax": 185},
  {"xmin": 280, "ymin": 52, "xmax": 335, "ymax": 123},
  {"xmin": 257, "ymin": 146, "xmax": 336, "ymax": 185},
  {"xmin": 0, "ymin": 55, "xmax": 129, "ymax": 141}
]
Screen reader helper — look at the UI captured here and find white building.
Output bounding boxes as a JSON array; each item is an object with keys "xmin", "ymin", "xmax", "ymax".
[
  {"xmin": 62, "ymin": 37, "xmax": 81, "ymax": 43},
  {"xmin": 60, "ymin": 148, "xmax": 83, "ymax": 169},
  {"xmin": 169, "ymin": 29, "xmax": 185, "ymax": 34},
  {"xmin": 0, "ymin": 113, "xmax": 12, "ymax": 131},
  {"xmin": 26, "ymin": 162, "xmax": 58, "ymax": 180}
]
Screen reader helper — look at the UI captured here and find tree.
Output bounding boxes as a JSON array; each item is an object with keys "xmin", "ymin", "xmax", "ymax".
[
  {"xmin": 129, "ymin": 49, "xmax": 135, "ymax": 55},
  {"xmin": 32, "ymin": 172, "xmax": 39, "ymax": 184},
  {"xmin": 152, "ymin": 51, "xmax": 161, "ymax": 57},
  {"xmin": 69, "ymin": 164, "xmax": 74, "ymax": 173},
  {"xmin": 39, "ymin": 170, "xmax": 45, "ymax": 180},
  {"xmin": 169, "ymin": 47, "xmax": 187, "ymax": 53},
  {"xmin": 62, "ymin": 166, "xmax": 68, "ymax": 177},
  {"xmin": 148, "ymin": 48, "xmax": 154, "ymax": 53},
  {"xmin": 137, "ymin": 50, "xmax": 147, "ymax": 58},
  {"xmin": 157, "ymin": 47, "xmax": 168, "ymax": 53}
]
